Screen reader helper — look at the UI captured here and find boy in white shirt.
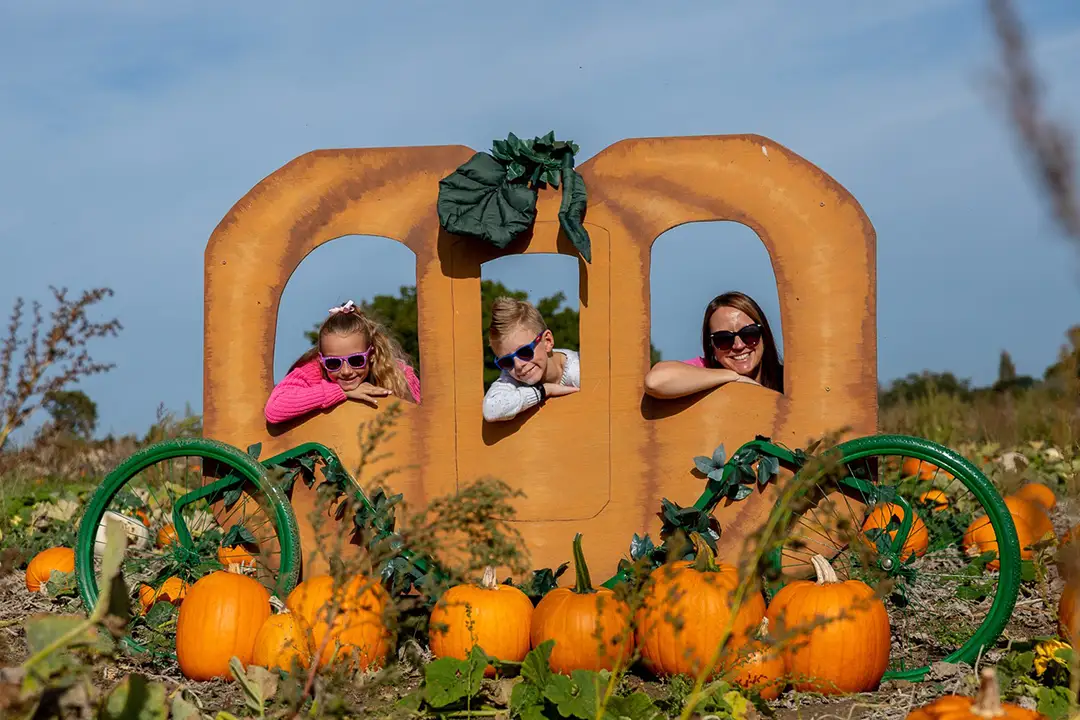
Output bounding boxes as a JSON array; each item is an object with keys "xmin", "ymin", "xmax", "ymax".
[{"xmin": 482, "ymin": 297, "xmax": 580, "ymax": 422}]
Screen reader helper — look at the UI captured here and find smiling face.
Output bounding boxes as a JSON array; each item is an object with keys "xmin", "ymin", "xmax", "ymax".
[
  {"xmin": 319, "ymin": 331, "xmax": 372, "ymax": 391},
  {"xmin": 490, "ymin": 323, "xmax": 553, "ymax": 386},
  {"xmin": 708, "ymin": 305, "xmax": 765, "ymax": 379}
]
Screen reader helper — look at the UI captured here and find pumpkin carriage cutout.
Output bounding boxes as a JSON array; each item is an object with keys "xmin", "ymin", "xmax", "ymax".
[{"xmin": 73, "ymin": 134, "xmax": 1022, "ymax": 681}]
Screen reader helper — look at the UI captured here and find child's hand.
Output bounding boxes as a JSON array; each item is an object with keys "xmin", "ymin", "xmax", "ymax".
[
  {"xmin": 344, "ymin": 383, "xmax": 392, "ymax": 407},
  {"xmin": 543, "ymin": 383, "xmax": 580, "ymax": 398}
]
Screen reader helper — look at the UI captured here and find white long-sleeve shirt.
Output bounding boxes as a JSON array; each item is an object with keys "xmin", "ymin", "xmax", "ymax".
[{"xmin": 481, "ymin": 349, "xmax": 580, "ymax": 422}]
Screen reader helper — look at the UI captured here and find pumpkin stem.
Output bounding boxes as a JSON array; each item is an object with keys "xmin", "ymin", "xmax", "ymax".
[
  {"xmin": 755, "ymin": 617, "xmax": 770, "ymax": 640},
  {"xmin": 810, "ymin": 554, "xmax": 839, "ymax": 584},
  {"xmin": 480, "ymin": 566, "xmax": 498, "ymax": 590},
  {"xmin": 571, "ymin": 533, "xmax": 594, "ymax": 594},
  {"xmin": 690, "ymin": 533, "xmax": 720, "ymax": 573},
  {"xmin": 971, "ymin": 667, "xmax": 1005, "ymax": 717}
]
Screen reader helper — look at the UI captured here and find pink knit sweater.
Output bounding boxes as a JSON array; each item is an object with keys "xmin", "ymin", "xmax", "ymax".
[{"xmin": 264, "ymin": 357, "xmax": 421, "ymax": 424}]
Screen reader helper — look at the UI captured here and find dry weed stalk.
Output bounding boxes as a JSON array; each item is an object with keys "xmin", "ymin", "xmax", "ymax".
[{"xmin": 0, "ymin": 286, "xmax": 121, "ymax": 450}]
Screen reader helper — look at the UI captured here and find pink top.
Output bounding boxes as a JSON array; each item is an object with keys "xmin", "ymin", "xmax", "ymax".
[
  {"xmin": 682, "ymin": 357, "xmax": 706, "ymax": 367},
  {"xmin": 264, "ymin": 357, "xmax": 421, "ymax": 424}
]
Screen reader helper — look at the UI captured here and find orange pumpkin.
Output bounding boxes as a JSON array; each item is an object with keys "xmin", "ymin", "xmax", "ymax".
[
  {"xmin": 176, "ymin": 565, "xmax": 271, "ymax": 681},
  {"xmin": 901, "ymin": 458, "xmax": 952, "ymax": 481},
  {"xmin": 1005, "ymin": 496, "xmax": 1055, "ymax": 544},
  {"xmin": 252, "ymin": 610, "xmax": 313, "ymax": 673},
  {"xmin": 963, "ymin": 512, "xmax": 1035, "ymax": 570},
  {"xmin": 530, "ymin": 534, "xmax": 633, "ymax": 674},
  {"xmin": 905, "ymin": 666, "xmax": 1044, "ymax": 719},
  {"xmin": 1060, "ymin": 580, "xmax": 1078, "ymax": 645},
  {"xmin": 428, "ymin": 566, "xmax": 533, "ymax": 676},
  {"xmin": 1013, "ymin": 482, "xmax": 1056, "ymax": 511},
  {"xmin": 157, "ymin": 523, "xmax": 179, "ymax": 548},
  {"xmin": 917, "ymin": 489, "xmax": 949, "ymax": 512},
  {"xmin": 766, "ymin": 554, "xmax": 890, "ymax": 695},
  {"xmin": 25, "ymin": 547, "xmax": 75, "ymax": 592},
  {"xmin": 138, "ymin": 577, "xmax": 188, "ymax": 612},
  {"xmin": 860, "ymin": 503, "xmax": 930, "ymax": 560},
  {"xmin": 286, "ymin": 573, "xmax": 392, "ymax": 671},
  {"xmin": 730, "ymin": 617, "xmax": 785, "ymax": 701},
  {"xmin": 636, "ymin": 534, "xmax": 767, "ymax": 680},
  {"xmin": 218, "ymin": 544, "xmax": 256, "ymax": 567}
]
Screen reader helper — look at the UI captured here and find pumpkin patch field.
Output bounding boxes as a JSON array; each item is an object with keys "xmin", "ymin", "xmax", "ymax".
[{"xmin": 0, "ymin": 420, "xmax": 1077, "ymax": 720}]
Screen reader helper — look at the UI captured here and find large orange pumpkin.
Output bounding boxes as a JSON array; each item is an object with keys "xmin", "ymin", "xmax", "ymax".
[
  {"xmin": 905, "ymin": 666, "xmax": 1044, "ymax": 719},
  {"xmin": 1060, "ymin": 580, "xmax": 1078, "ymax": 645},
  {"xmin": 175, "ymin": 565, "xmax": 271, "ymax": 681},
  {"xmin": 860, "ymin": 503, "xmax": 930, "ymax": 560},
  {"xmin": 917, "ymin": 489, "xmax": 949, "ymax": 512},
  {"xmin": 963, "ymin": 512, "xmax": 1035, "ymax": 571},
  {"xmin": 1013, "ymin": 482, "xmax": 1056, "ymax": 511},
  {"xmin": 636, "ymin": 535, "xmax": 767, "ymax": 680},
  {"xmin": 530, "ymin": 534, "xmax": 633, "ymax": 674},
  {"xmin": 218, "ymin": 544, "xmax": 256, "ymax": 567},
  {"xmin": 766, "ymin": 554, "xmax": 890, "ymax": 695},
  {"xmin": 25, "ymin": 547, "xmax": 75, "ymax": 592},
  {"xmin": 730, "ymin": 617, "xmax": 785, "ymax": 701},
  {"xmin": 1004, "ymin": 496, "xmax": 1055, "ymax": 544},
  {"xmin": 252, "ymin": 610, "xmax": 313, "ymax": 673},
  {"xmin": 428, "ymin": 566, "xmax": 533, "ymax": 676},
  {"xmin": 286, "ymin": 573, "xmax": 391, "ymax": 671}
]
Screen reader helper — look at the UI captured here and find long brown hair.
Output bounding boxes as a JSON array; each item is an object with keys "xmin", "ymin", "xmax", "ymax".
[
  {"xmin": 700, "ymin": 291, "xmax": 784, "ymax": 393},
  {"xmin": 291, "ymin": 302, "xmax": 417, "ymax": 402}
]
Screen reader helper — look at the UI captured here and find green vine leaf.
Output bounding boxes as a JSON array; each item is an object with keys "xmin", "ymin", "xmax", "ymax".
[
  {"xmin": 221, "ymin": 525, "xmax": 257, "ymax": 549},
  {"xmin": 558, "ymin": 166, "xmax": 591, "ymax": 263},
  {"xmin": 437, "ymin": 152, "xmax": 537, "ymax": 248},
  {"xmin": 245, "ymin": 443, "xmax": 262, "ymax": 460},
  {"xmin": 101, "ymin": 673, "xmax": 168, "ymax": 720}
]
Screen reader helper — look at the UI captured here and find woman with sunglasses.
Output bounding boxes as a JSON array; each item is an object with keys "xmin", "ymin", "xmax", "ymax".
[
  {"xmin": 644, "ymin": 291, "xmax": 783, "ymax": 399},
  {"xmin": 264, "ymin": 300, "xmax": 420, "ymax": 424}
]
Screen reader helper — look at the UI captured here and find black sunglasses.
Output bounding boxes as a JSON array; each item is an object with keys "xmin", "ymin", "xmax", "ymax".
[{"xmin": 709, "ymin": 324, "xmax": 763, "ymax": 352}]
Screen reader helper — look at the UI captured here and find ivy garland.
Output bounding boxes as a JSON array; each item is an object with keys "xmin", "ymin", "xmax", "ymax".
[{"xmin": 436, "ymin": 131, "xmax": 591, "ymax": 263}]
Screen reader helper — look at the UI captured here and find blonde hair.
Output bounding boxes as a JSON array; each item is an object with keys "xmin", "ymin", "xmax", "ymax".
[
  {"xmin": 291, "ymin": 303, "xmax": 416, "ymax": 401},
  {"xmin": 487, "ymin": 297, "xmax": 547, "ymax": 345}
]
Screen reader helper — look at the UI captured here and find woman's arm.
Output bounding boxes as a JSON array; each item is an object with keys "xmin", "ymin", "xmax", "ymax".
[
  {"xmin": 643, "ymin": 361, "xmax": 745, "ymax": 399},
  {"xmin": 264, "ymin": 361, "xmax": 347, "ymax": 424}
]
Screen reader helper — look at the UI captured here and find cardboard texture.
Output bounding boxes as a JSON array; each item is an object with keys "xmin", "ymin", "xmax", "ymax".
[{"xmin": 204, "ymin": 135, "xmax": 877, "ymax": 582}]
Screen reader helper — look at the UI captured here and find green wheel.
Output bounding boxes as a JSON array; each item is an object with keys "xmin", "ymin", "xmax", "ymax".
[
  {"xmin": 74, "ymin": 437, "xmax": 302, "ymax": 657},
  {"xmin": 768, "ymin": 434, "xmax": 1021, "ymax": 682}
]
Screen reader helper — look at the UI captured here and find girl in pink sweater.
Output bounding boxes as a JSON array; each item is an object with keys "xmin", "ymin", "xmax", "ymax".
[{"xmin": 264, "ymin": 300, "xmax": 421, "ymax": 424}]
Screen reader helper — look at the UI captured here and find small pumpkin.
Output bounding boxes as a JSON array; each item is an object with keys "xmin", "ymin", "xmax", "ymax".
[
  {"xmin": 1004, "ymin": 496, "xmax": 1055, "ymax": 544},
  {"xmin": 901, "ymin": 458, "xmax": 952, "ymax": 482},
  {"xmin": 176, "ymin": 565, "xmax": 271, "ymax": 681},
  {"xmin": 766, "ymin": 554, "xmax": 890, "ymax": 695},
  {"xmin": 905, "ymin": 666, "xmax": 1045, "ymax": 719},
  {"xmin": 1060, "ymin": 580, "xmax": 1078, "ymax": 645},
  {"xmin": 138, "ymin": 576, "xmax": 188, "ymax": 612},
  {"xmin": 530, "ymin": 534, "xmax": 633, "ymax": 674},
  {"xmin": 157, "ymin": 523, "xmax": 179, "ymax": 548},
  {"xmin": 917, "ymin": 489, "xmax": 949, "ymax": 512},
  {"xmin": 963, "ymin": 512, "xmax": 1035, "ymax": 571},
  {"xmin": 286, "ymin": 573, "xmax": 392, "ymax": 671},
  {"xmin": 1013, "ymin": 482, "xmax": 1056, "ymax": 511},
  {"xmin": 860, "ymin": 502, "xmax": 930, "ymax": 560},
  {"xmin": 730, "ymin": 617, "xmax": 785, "ymax": 701},
  {"xmin": 429, "ymin": 566, "xmax": 533, "ymax": 676},
  {"xmin": 252, "ymin": 609, "xmax": 313, "ymax": 673},
  {"xmin": 636, "ymin": 534, "xmax": 767, "ymax": 680},
  {"xmin": 218, "ymin": 544, "xmax": 256, "ymax": 567},
  {"xmin": 26, "ymin": 547, "xmax": 75, "ymax": 593}
]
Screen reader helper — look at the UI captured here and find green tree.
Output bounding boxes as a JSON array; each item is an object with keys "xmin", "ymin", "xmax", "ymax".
[
  {"xmin": 879, "ymin": 371, "xmax": 974, "ymax": 408},
  {"xmin": 305, "ymin": 281, "xmax": 663, "ymax": 389},
  {"xmin": 41, "ymin": 389, "xmax": 98, "ymax": 440}
]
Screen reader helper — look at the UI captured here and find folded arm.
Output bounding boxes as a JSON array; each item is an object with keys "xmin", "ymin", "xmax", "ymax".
[
  {"xmin": 264, "ymin": 362, "xmax": 347, "ymax": 424},
  {"xmin": 643, "ymin": 361, "xmax": 745, "ymax": 399},
  {"xmin": 482, "ymin": 375, "xmax": 543, "ymax": 422}
]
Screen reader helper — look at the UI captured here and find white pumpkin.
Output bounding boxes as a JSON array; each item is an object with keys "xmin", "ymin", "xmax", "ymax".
[{"xmin": 94, "ymin": 510, "xmax": 151, "ymax": 558}]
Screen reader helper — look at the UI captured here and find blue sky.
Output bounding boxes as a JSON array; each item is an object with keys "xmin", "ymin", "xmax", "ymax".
[{"xmin": 2, "ymin": 1, "xmax": 1078, "ymax": 441}]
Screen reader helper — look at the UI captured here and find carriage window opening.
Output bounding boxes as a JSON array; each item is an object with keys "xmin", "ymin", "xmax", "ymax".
[
  {"xmin": 274, "ymin": 235, "xmax": 421, "ymax": 404},
  {"xmin": 479, "ymin": 253, "xmax": 581, "ymax": 395},
  {"xmin": 650, "ymin": 221, "xmax": 785, "ymax": 394}
]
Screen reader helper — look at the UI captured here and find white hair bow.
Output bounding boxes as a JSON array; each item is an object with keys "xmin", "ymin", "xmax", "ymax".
[{"xmin": 328, "ymin": 300, "xmax": 356, "ymax": 315}]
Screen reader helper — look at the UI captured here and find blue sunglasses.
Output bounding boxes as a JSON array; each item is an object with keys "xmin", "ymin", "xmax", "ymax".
[{"xmin": 492, "ymin": 332, "xmax": 545, "ymax": 371}]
